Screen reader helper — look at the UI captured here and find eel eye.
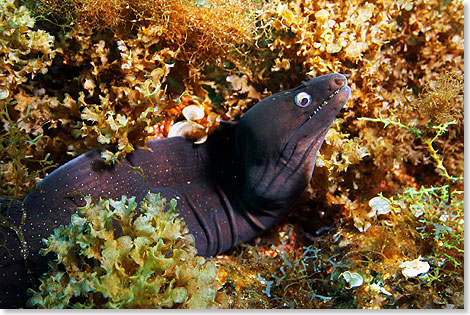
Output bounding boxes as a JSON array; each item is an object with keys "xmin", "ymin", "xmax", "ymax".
[{"xmin": 295, "ymin": 92, "xmax": 312, "ymax": 107}]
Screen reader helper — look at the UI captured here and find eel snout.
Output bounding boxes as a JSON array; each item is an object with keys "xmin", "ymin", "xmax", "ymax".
[
  {"xmin": 332, "ymin": 73, "xmax": 348, "ymax": 89},
  {"xmin": 328, "ymin": 73, "xmax": 351, "ymax": 107}
]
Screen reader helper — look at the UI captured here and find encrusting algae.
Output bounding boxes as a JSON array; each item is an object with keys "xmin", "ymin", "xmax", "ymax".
[{"xmin": 0, "ymin": 0, "xmax": 464, "ymax": 309}]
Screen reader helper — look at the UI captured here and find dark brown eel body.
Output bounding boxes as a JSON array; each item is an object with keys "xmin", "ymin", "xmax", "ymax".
[{"xmin": 0, "ymin": 73, "xmax": 350, "ymax": 308}]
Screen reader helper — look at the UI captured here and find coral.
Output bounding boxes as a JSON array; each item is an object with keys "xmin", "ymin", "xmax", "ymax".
[{"xmin": 26, "ymin": 192, "xmax": 221, "ymax": 308}]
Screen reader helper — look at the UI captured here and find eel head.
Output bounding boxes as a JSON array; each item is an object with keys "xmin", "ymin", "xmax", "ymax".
[{"xmin": 235, "ymin": 73, "xmax": 351, "ymax": 214}]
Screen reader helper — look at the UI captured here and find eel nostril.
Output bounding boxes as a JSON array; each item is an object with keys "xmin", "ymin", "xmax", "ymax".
[
  {"xmin": 333, "ymin": 73, "xmax": 349, "ymax": 88},
  {"xmin": 334, "ymin": 76, "xmax": 345, "ymax": 87}
]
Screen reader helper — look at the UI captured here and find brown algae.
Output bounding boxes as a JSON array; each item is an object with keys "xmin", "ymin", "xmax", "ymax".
[{"xmin": 0, "ymin": 0, "xmax": 464, "ymax": 309}]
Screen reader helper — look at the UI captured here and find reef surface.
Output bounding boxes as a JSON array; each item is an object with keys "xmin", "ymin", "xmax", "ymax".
[{"xmin": 0, "ymin": 0, "xmax": 464, "ymax": 309}]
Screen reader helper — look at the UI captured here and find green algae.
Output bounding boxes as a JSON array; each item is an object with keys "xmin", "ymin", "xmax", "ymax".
[{"xmin": 27, "ymin": 192, "xmax": 221, "ymax": 308}]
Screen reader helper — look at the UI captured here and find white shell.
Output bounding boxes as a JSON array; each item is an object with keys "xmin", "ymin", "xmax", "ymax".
[
  {"xmin": 341, "ymin": 271, "xmax": 363, "ymax": 288},
  {"xmin": 194, "ymin": 135, "xmax": 208, "ymax": 144},
  {"xmin": 368, "ymin": 196, "xmax": 391, "ymax": 217},
  {"xmin": 168, "ymin": 121, "xmax": 196, "ymax": 137},
  {"xmin": 168, "ymin": 121, "xmax": 207, "ymax": 144},
  {"xmin": 0, "ymin": 87, "xmax": 9, "ymax": 100},
  {"xmin": 399, "ymin": 257, "xmax": 430, "ymax": 278},
  {"xmin": 182, "ymin": 105, "xmax": 205, "ymax": 121}
]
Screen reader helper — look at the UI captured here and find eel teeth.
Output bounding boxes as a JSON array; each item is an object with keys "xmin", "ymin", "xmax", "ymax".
[
  {"xmin": 312, "ymin": 87, "xmax": 342, "ymax": 116},
  {"xmin": 305, "ymin": 87, "xmax": 343, "ymax": 121}
]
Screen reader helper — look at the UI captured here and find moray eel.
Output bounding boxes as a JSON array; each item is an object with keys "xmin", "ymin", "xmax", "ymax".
[{"xmin": 0, "ymin": 73, "xmax": 350, "ymax": 308}]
